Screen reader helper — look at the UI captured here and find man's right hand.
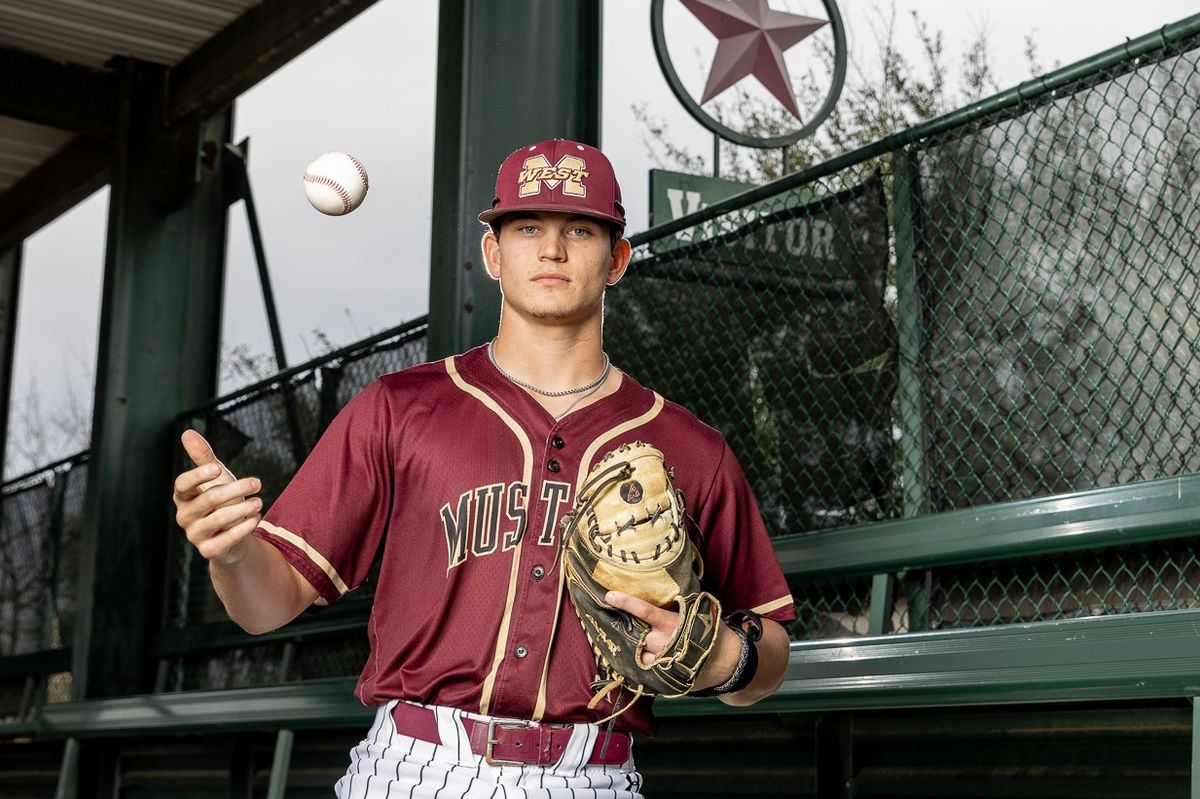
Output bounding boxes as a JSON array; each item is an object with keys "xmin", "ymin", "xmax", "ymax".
[{"xmin": 173, "ymin": 429, "xmax": 263, "ymax": 565}]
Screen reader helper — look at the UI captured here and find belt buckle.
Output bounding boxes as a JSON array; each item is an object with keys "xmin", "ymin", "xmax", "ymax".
[{"xmin": 484, "ymin": 718, "xmax": 535, "ymax": 767}]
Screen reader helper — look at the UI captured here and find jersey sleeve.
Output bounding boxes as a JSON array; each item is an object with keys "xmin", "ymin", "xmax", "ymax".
[
  {"xmin": 253, "ymin": 379, "xmax": 395, "ymax": 605},
  {"xmin": 694, "ymin": 443, "xmax": 796, "ymax": 625}
]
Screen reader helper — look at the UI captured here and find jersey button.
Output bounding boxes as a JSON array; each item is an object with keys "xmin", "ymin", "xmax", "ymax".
[
  {"xmin": 552, "ymin": 436, "xmax": 565, "ymax": 449},
  {"xmin": 531, "ymin": 565, "xmax": 545, "ymax": 580},
  {"xmin": 514, "ymin": 645, "xmax": 529, "ymax": 659},
  {"xmin": 547, "ymin": 459, "xmax": 561, "ymax": 473}
]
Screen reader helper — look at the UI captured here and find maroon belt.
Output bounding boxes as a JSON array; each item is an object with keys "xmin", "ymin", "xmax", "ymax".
[{"xmin": 390, "ymin": 701, "xmax": 630, "ymax": 767}]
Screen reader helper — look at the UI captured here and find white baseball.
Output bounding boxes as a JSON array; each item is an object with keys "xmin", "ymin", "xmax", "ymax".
[{"xmin": 303, "ymin": 152, "xmax": 369, "ymax": 215}]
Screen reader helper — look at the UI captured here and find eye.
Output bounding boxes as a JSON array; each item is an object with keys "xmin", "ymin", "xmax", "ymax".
[
  {"xmin": 568, "ymin": 226, "xmax": 593, "ymax": 238},
  {"xmin": 517, "ymin": 224, "xmax": 539, "ymax": 235}
]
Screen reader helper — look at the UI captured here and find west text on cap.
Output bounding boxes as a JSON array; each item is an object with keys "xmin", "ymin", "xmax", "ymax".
[{"xmin": 478, "ymin": 138, "xmax": 626, "ymax": 228}]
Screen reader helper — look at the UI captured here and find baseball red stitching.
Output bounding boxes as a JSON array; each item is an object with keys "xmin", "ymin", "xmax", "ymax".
[
  {"xmin": 347, "ymin": 153, "xmax": 369, "ymax": 192},
  {"xmin": 304, "ymin": 172, "xmax": 354, "ymax": 214}
]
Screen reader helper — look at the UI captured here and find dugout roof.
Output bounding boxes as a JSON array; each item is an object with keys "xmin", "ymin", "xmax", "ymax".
[{"xmin": 0, "ymin": 0, "xmax": 382, "ymax": 252}]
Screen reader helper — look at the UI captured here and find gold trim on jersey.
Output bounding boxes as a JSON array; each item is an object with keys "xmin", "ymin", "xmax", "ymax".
[
  {"xmin": 443, "ymin": 356, "xmax": 534, "ymax": 716},
  {"xmin": 574, "ymin": 392, "xmax": 666, "ymax": 493},
  {"xmin": 258, "ymin": 519, "xmax": 350, "ymax": 596},
  {"xmin": 750, "ymin": 595, "xmax": 795, "ymax": 616},
  {"xmin": 531, "ymin": 558, "xmax": 567, "ymax": 722},
  {"xmin": 531, "ymin": 391, "xmax": 668, "ymax": 718}
]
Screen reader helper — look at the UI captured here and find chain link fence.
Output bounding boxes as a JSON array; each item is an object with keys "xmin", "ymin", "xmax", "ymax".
[
  {"xmin": 158, "ymin": 320, "xmax": 428, "ymax": 689},
  {"xmin": 0, "ymin": 452, "xmax": 86, "ymax": 719},
  {"xmin": 614, "ymin": 20, "xmax": 1200, "ymax": 640}
]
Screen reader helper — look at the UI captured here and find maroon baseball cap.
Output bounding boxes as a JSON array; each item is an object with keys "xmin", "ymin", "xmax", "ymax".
[{"xmin": 478, "ymin": 139, "xmax": 626, "ymax": 228}]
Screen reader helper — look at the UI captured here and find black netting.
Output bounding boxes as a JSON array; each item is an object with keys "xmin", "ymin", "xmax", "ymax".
[{"xmin": 0, "ymin": 454, "xmax": 86, "ymax": 657}]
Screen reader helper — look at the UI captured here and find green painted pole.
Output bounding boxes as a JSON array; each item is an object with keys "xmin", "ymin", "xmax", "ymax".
[
  {"xmin": 426, "ymin": 0, "xmax": 603, "ymax": 360},
  {"xmin": 892, "ymin": 149, "xmax": 929, "ymax": 518},
  {"xmin": 1193, "ymin": 699, "xmax": 1200, "ymax": 799},
  {"xmin": 0, "ymin": 243, "xmax": 21, "ymax": 474},
  {"xmin": 74, "ymin": 59, "xmax": 232, "ymax": 700},
  {"xmin": 266, "ymin": 728, "xmax": 295, "ymax": 799},
  {"xmin": 53, "ymin": 737, "xmax": 78, "ymax": 799},
  {"xmin": 892, "ymin": 148, "xmax": 931, "ymax": 633}
]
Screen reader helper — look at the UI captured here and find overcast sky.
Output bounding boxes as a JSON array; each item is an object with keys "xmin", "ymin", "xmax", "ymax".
[{"xmin": 7, "ymin": 0, "xmax": 1198, "ymax": 477}]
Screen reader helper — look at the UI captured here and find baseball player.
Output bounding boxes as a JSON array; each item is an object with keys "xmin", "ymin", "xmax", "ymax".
[{"xmin": 173, "ymin": 139, "xmax": 796, "ymax": 797}]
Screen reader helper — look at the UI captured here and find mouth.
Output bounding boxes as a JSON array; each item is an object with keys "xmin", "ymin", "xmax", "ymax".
[{"xmin": 532, "ymin": 273, "xmax": 570, "ymax": 285}]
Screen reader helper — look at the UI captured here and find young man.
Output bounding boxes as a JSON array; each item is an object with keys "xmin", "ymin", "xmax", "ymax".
[{"xmin": 173, "ymin": 139, "xmax": 795, "ymax": 797}]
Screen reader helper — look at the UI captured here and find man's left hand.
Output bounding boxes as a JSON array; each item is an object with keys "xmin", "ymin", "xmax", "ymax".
[{"xmin": 605, "ymin": 590, "xmax": 791, "ymax": 704}]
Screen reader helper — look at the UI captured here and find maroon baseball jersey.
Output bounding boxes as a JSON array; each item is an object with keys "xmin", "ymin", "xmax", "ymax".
[{"xmin": 254, "ymin": 344, "xmax": 795, "ymax": 734}]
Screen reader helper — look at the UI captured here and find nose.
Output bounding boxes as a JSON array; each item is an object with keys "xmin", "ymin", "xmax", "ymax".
[{"xmin": 538, "ymin": 230, "xmax": 566, "ymax": 261}]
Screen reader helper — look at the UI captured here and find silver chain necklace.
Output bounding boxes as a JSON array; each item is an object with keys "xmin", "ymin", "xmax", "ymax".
[{"xmin": 487, "ymin": 339, "xmax": 611, "ymax": 397}]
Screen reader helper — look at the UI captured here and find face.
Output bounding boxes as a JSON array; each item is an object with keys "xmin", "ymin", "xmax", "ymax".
[{"xmin": 481, "ymin": 212, "xmax": 631, "ymax": 327}]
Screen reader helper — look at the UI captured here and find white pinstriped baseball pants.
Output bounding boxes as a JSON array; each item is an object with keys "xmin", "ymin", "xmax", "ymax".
[{"xmin": 335, "ymin": 700, "xmax": 645, "ymax": 798}]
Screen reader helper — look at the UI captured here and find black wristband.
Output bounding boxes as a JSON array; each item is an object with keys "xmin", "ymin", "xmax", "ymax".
[
  {"xmin": 691, "ymin": 619, "xmax": 759, "ymax": 697},
  {"xmin": 728, "ymin": 609, "xmax": 763, "ymax": 642}
]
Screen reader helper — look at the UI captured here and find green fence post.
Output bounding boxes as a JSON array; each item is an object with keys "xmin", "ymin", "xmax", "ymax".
[
  {"xmin": 53, "ymin": 737, "xmax": 78, "ymax": 799},
  {"xmin": 867, "ymin": 573, "xmax": 895, "ymax": 636},
  {"xmin": 1192, "ymin": 699, "xmax": 1200, "ymax": 799},
  {"xmin": 43, "ymin": 468, "xmax": 68, "ymax": 651},
  {"xmin": 892, "ymin": 147, "xmax": 929, "ymax": 517},
  {"xmin": 266, "ymin": 728, "xmax": 295, "ymax": 799},
  {"xmin": 0, "ymin": 242, "xmax": 21, "ymax": 472},
  {"xmin": 74, "ymin": 60, "xmax": 232, "ymax": 701},
  {"xmin": 890, "ymin": 147, "xmax": 933, "ymax": 633}
]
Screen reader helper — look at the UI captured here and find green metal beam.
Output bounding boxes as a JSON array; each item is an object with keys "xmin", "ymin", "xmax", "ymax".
[
  {"xmin": 0, "ymin": 137, "xmax": 111, "ymax": 255},
  {"xmin": 0, "ymin": 648, "xmax": 71, "ymax": 681},
  {"xmin": 35, "ymin": 679, "xmax": 368, "ymax": 738},
  {"xmin": 0, "ymin": 44, "xmax": 119, "ymax": 136},
  {"xmin": 74, "ymin": 61, "xmax": 232, "ymax": 700},
  {"xmin": 167, "ymin": 0, "xmax": 382, "ymax": 123},
  {"xmin": 774, "ymin": 473, "xmax": 1200, "ymax": 580},
  {"xmin": 426, "ymin": 0, "xmax": 603, "ymax": 359},
  {"xmin": 152, "ymin": 600, "xmax": 371, "ymax": 658},
  {"xmin": 660, "ymin": 609, "xmax": 1200, "ymax": 716},
  {"xmin": 22, "ymin": 610, "xmax": 1200, "ymax": 739},
  {"xmin": 1193, "ymin": 699, "xmax": 1200, "ymax": 799},
  {"xmin": 0, "ymin": 243, "xmax": 20, "ymax": 471}
]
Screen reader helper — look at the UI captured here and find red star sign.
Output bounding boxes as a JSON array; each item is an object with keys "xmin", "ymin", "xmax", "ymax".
[{"xmin": 681, "ymin": 0, "xmax": 827, "ymax": 121}]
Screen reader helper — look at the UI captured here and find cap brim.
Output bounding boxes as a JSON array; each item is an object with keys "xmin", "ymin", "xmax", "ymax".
[{"xmin": 478, "ymin": 202, "xmax": 625, "ymax": 228}]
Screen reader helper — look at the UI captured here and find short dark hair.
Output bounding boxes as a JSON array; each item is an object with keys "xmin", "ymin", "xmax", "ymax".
[{"xmin": 489, "ymin": 214, "xmax": 624, "ymax": 252}]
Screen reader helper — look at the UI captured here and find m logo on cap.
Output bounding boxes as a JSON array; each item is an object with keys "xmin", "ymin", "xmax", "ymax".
[{"xmin": 517, "ymin": 155, "xmax": 589, "ymax": 199}]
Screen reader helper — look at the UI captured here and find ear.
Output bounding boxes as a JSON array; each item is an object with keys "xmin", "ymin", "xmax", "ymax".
[
  {"xmin": 480, "ymin": 230, "xmax": 501, "ymax": 281},
  {"xmin": 605, "ymin": 238, "xmax": 632, "ymax": 286}
]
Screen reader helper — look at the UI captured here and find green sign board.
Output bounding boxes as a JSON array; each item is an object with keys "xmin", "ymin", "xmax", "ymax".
[
  {"xmin": 647, "ymin": 168, "xmax": 869, "ymax": 284},
  {"xmin": 648, "ymin": 168, "xmax": 755, "ymax": 228}
]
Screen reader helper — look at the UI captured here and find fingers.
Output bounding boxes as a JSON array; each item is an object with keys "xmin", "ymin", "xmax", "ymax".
[
  {"xmin": 173, "ymin": 463, "xmax": 223, "ymax": 501},
  {"xmin": 190, "ymin": 512, "xmax": 262, "ymax": 564},
  {"xmin": 172, "ymin": 470, "xmax": 256, "ymax": 513},
  {"xmin": 607, "ymin": 591, "xmax": 681, "ymax": 666},
  {"xmin": 175, "ymin": 474, "xmax": 260, "ymax": 520},
  {"xmin": 185, "ymin": 494, "xmax": 260, "ymax": 536},
  {"xmin": 606, "ymin": 590, "xmax": 668, "ymax": 625},
  {"xmin": 173, "ymin": 429, "xmax": 262, "ymax": 565},
  {"xmin": 180, "ymin": 429, "xmax": 235, "ymax": 484}
]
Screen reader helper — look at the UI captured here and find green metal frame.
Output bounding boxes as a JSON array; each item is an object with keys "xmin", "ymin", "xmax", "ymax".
[
  {"xmin": 20, "ymin": 608, "xmax": 1200, "ymax": 737},
  {"xmin": 0, "ymin": 45, "xmax": 120, "ymax": 136},
  {"xmin": 775, "ymin": 473, "xmax": 1200, "ymax": 580},
  {"xmin": 0, "ymin": 243, "xmax": 20, "ymax": 471},
  {"xmin": 426, "ymin": 0, "xmax": 603, "ymax": 359}
]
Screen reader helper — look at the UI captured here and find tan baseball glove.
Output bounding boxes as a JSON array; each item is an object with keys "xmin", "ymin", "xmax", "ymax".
[{"xmin": 561, "ymin": 441, "xmax": 722, "ymax": 718}]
